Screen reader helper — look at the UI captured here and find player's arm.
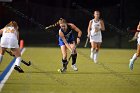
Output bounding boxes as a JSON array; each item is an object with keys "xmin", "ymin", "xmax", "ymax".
[
  {"xmin": 135, "ymin": 23, "xmax": 140, "ymax": 37},
  {"xmin": 17, "ymin": 31, "xmax": 19, "ymax": 40},
  {"xmin": 59, "ymin": 30, "xmax": 73, "ymax": 53},
  {"xmin": 137, "ymin": 22, "xmax": 140, "ymax": 32},
  {"xmin": 68, "ymin": 23, "xmax": 82, "ymax": 44},
  {"xmin": 15, "ymin": 26, "xmax": 19, "ymax": 40},
  {"xmin": 87, "ymin": 20, "xmax": 92, "ymax": 37},
  {"xmin": 0, "ymin": 29, "xmax": 3, "ymax": 35},
  {"xmin": 100, "ymin": 19, "xmax": 105, "ymax": 31}
]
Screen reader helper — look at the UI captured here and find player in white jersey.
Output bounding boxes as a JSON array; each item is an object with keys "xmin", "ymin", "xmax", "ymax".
[
  {"xmin": 0, "ymin": 21, "xmax": 24, "ymax": 73},
  {"xmin": 129, "ymin": 21, "xmax": 140, "ymax": 70},
  {"xmin": 87, "ymin": 11, "xmax": 105, "ymax": 63}
]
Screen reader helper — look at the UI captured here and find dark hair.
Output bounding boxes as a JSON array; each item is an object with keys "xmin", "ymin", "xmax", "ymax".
[{"xmin": 94, "ymin": 10, "xmax": 100, "ymax": 14}]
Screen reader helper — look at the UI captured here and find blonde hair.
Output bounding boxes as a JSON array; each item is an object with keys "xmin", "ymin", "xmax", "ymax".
[
  {"xmin": 58, "ymin": 18, "xmax": 67, "ymax": 24},
  {"xmin": 6, "ymin": 21, "xmax": 18, "ymax": 29}
]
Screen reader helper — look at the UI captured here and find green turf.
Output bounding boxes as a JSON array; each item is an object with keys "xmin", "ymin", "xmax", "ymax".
[{"xmin": 0, "ymin": 47, "xmax": 140, "ymax": 93}]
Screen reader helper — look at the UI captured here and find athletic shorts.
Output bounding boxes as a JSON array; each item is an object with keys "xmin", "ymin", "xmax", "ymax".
[
  {"xmin": 0, "ymin": 37, "xmax": 19, "ymax": 48},
  {"xmin": 58, "ymin": 37, "xmax": 74, "ymax": 46}
]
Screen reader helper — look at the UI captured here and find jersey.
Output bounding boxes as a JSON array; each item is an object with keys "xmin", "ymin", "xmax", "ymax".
[
  {"xmin": 2, "ymin": 26, "xmax": 18, "ymax": 40},
  {"xmin": 59, "ymin": 25, "xmax": 74, "ymax": 46},
  {"xmin": 90, "ymin": 19, "xmax": 102, "ymax": 43},
  {"xmin": 0, "ymin": 26, "xmax": 19, "ymax": 48}
]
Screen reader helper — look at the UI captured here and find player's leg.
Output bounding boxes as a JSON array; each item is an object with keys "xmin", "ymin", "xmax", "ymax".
[
  {"xmin": 90, "ymin": 42, "xmax": 96, "ymax": 59},
  {"xmin": 137, "ymin": 44, "xmax": 140, "ymax": 57},
  {"xmin": 93, "ymin": 42, "xmax": 101, "ymax": 63},
  {"xmin": 11, "ymin": 48, "xmax": 24, "ymax": 73},
  {"xmin": 60, "ymin": 45, "xmax": 68, "ymax": 72},
  {"xmin": 90, "ymin": 42, "xmax": 98, "ymax": 63},
  {"xmin": 129, "ymin": 44, "xmax": 140, "ymax": 70},
  {"xmin": 0, "ymin": 37, "xmax": 7, "ymax": 63},
  {"xmin": 69, "ymin": 42, "xmax": 78, "ymax": 71},
  {"xmin": 0, "ymin": 47, "xmax": 6, "ymax": 63}
]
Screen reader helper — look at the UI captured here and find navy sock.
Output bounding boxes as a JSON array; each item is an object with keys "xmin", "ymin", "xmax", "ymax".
[
  {"xmin": 62, "ymin": 59, "xmax": 68, "ymax": 69},
  {"xmin": 71, "ymin": 54, "xmax": 77, "ymax": 65}
]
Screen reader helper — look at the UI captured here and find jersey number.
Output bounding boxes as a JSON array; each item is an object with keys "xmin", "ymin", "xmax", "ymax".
[{"xmin": 5, "ymin": 28, "xmax": 15, "ymax": 33}]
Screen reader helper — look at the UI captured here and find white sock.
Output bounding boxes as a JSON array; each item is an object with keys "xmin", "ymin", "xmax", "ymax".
[
  {"xmin": 90, "ymin": 48, "xmax": 95, "ymax": 59},
  {"xmin": 15, "ymin": 57, "xmax": 22, "ymax": 66},
  {"xmin": 131, "ymin": 53, "xmax": 137, "ymax": 62},
  {"xmin": 94, "ymin": 51, "xmax": 98, "ymax": 61},
  {"xmin": 0, "ymin": 54, "xmax": 3, "ymax": 63}
]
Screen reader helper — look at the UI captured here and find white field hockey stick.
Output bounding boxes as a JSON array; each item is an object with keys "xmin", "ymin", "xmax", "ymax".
[
  {"xmin": 84, "ymin": 37, "xmax": 89, "ymax": 48},
  {"xmin": 128, "ymin": 36, "xmax": 137, "ymax": 42},
  {"xmin": 5, "ymin": 50, "xmax": 31, "ymax": 66},
  {"xmin": 127, "ymin": 28, "xmax": 139, "ymax": 42}
]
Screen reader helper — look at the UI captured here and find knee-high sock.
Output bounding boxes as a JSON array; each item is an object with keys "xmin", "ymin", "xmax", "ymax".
[
  {"xmin": 0, "ymin": 54, "xmax": 3, "ymax": 63},
  {"xmin": 131, "ymin": 53, "xmax": 137, "ymax": 62},
  {"xmin": 62, "ymin": 59, "xmax": 68, "ymax": 69},
  {"xmin": 72, "ymin": 54, "xmax": 77, "ymax": 65},
  {"xmin": 15, "ymin": 57, "xmax": 22, "ymax": 66},
  {"xmin": 94, "ymin": 51, "xmax": 98, "ymax": 61},
  {"xmin": 90, "ymin": 48, "xmax": 95, "ymax": 58}
]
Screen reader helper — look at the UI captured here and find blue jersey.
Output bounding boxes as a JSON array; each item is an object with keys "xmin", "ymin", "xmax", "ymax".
[{"xmin": 59, "ymin": 25, "xmax": 74, "ymax": 46}]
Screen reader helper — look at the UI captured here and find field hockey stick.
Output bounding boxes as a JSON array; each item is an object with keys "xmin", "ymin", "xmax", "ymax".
[
  {"xmin": 45, "ymin": 22, "xmax": 59, "ymax": 30},
  {"xmin": 127, "ymin": 27, "xmax": 139, "ymax": 42},
  {"xmin": 128, "ymin": 36, "xmax": 137, "ymax": 42},
  {"xmin": 68, "ymin": 44, "xmax": 78, "ymax": 62},
  {"xmin": 5, "ymin": 50, "xmax": 31, "ymax": 66},
  {"xmin": 84, "ymin": 37, "xmax": 89, "ymax": 48}
]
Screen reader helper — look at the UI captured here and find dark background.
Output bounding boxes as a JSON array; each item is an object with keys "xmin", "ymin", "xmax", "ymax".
[{"xmin": 0, "ymin": 0, "xmax": 140, "ymax": 48}]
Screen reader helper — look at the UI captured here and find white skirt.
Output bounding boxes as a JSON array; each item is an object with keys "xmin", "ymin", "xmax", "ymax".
[
  {"xmin": 90, "ymin": 31, "xmax": 102, "ymax": 43},
  {"xmin": 0, "ymin": 37, "xmax": 19, "ymax": 48}
]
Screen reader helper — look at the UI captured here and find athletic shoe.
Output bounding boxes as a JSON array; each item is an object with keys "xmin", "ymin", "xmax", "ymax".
[
  {"xmin": 14, "ymin": 65, "xmax": 24, "ymax": 73},
  {"xmin": 94, "ymin": 59, "xmax": 98, "ymax": 64},
  {"xmin": 71, "ymin": 64, "xmax": 78, "ymax": 71},
  {"xmin": 129, "ymin": 59, "xmax": 134, "ymax": 70}
]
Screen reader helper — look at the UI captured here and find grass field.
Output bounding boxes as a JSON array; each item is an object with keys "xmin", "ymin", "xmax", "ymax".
[{"xmin": 0, "ymin": 47, "xmax": 140, "ymax": 93}]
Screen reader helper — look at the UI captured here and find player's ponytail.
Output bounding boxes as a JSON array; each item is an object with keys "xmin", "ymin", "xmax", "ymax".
[{"xmin": 45, "ymin": 18, "xmax": 66, "ymax": 30}]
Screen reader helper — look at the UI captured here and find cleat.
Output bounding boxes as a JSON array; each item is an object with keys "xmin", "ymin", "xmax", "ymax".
[
  {"xmin": 14, "ymin": 65, "xmax": 24, "ymax": 73},
  {"xmin": 71, "ymin": 64, "xmax": 78, "ymax": 71},
  {"xmin": 129, "ymin": 59, "xmax": 134, "ymax": 70}
]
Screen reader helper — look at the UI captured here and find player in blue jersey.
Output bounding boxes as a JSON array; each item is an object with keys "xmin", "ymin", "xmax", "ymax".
[{"xmin": 58, "ymin": 18, "xmax": 82, "ymax": 73}]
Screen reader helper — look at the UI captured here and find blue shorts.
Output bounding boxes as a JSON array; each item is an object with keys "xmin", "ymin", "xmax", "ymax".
[{"xmin": 58, "ymin": 36, "xmax": 74, "ymax": 46}]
